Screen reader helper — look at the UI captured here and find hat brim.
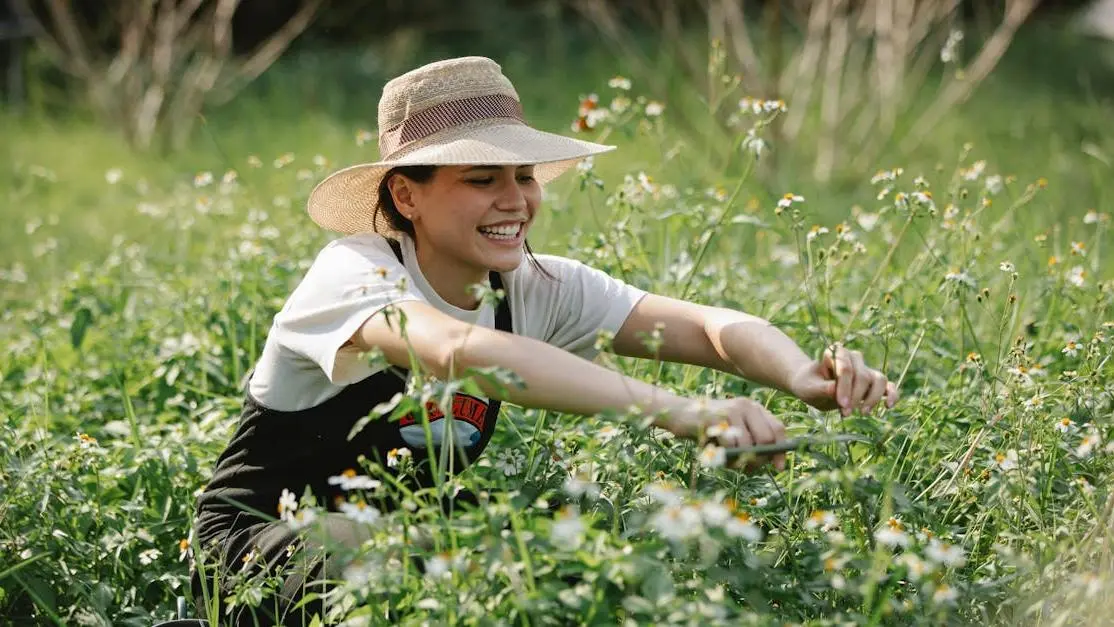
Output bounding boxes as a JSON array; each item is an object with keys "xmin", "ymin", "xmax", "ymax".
[{"xmin": 307, "ymin": 123, "xmax": 615, "ymax": 235}]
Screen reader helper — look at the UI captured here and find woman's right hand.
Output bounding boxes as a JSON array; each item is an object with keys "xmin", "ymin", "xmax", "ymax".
[{"xmin": 668, "ymin": 398, "xmax": 788, "ymax": 471}]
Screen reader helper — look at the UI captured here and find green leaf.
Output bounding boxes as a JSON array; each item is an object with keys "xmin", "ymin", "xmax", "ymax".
[{"xmin": 70, "ymin": 307, "xmax": 93, "ymax": 350}]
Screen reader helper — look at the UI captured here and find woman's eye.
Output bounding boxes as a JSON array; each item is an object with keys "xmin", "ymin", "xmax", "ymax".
[
  {"xmin": 517, "ymin": 174, "xmax": 535, "ymax": 183},
  {"xmin": 467, "ymin": 178, "xmax": 494, "ymax": 186}
]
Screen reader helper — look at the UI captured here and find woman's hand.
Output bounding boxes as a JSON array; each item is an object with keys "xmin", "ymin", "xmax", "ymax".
[
  {"xmin": 787, "ymin": 344, "xmax": 900, "ymax": 416},
  {"xmin": 668, "ymin": 397, "xmax": 788, "ymax": 471}
]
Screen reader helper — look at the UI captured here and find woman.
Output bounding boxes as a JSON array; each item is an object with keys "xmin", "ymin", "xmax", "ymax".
[{"xmin": 191, "ymin": 56, "xmax": 899, "ymax": 625}]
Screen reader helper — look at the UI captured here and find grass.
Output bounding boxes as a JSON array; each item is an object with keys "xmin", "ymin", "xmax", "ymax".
[{"xmin": 2, "ymin": 17, "xmax": 1114, "ymax": 626}]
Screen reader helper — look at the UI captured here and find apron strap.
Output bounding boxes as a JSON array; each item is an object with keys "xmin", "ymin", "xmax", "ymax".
[{"xmin": 384, "ymin": 236, "xmax": 513, "ymax": 333}]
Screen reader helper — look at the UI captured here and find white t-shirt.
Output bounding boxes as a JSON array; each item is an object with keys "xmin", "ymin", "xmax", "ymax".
[{"xmin": 249, "ymin": 233, "xmax": 647, "ymax": 412}]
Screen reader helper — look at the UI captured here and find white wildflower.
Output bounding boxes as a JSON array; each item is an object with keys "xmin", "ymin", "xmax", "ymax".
[
  {"xmin": 874, "ymin": 517, "xmax": 911, "ymax": 548},
  {"xmin": 940, "ymin": 29, "xmax": 964, "ymax": 63},
  {"xmin": 644, "ymin": 101, "xmax": 665, "ymax": 117},
  {"xmin": 805, "ymin": 510, "xmax": 839, "ymax": 532},
  {"xmin": 944, "ymin": 268, "xmax": 976, "ymax": 289},
  {"xmin": 741, "ymin": 128, "xmax": 766, "ymax": 158},
  {"xmin": 932, "ymin": 584, "xmax": 959, "ymax": 604},
  {"xmin": 645, "ymin": 482, "xmax": 684, "ymax": 507},
  {"xmin": 699, "ymin": 444, "xmax": 726, "ymax": 468},
  {"xmin": 1068, "ymin": 266, "xmax": 1086, "ymax": 287},
  {"xmin": 650, "ymin": 505, "xmax": 703, "ymax": 541},
  {"xmin": 992, "ymin": 449, "xmax": 1019, "ymax": 471},
  {"xmin": 856, "ymin": 212, "xmax": 880, "ymax": 231},
  {"xmin": 608, "ymin": 76, "xmax": 632, "ymax": 90},
  {"xmin": 386, "ymin": 447, "xmax": 411, "ymax": 468},
  {"xmin": 327, "ymin": 469, "xmax": 382, "ymax": 492},
  {"xmin": 999, "ymin": 261, "xmax": 1015, "ymax": 273},
  {"xmin": 699, "ymin": 500, "xmax": 732, "ymax": 528},
  {"xmin": 138, "ymin": 548, "xmax": 161, "ymax": 566},
  {"xmin": 283, "ymin": 507, "xmax": 318, "ymax": 530},
  {"xmin": 425, "ymin": 552, "xmax": 453, "ymax": 580},
  {"xmin": 105, "ymin": 168, "xmax": 123, "ymax": 185},
  {"xmin": 724, "ymin": 512, "xmax": 762, "ymax": 542},
  {"xmin": 597, "ymin": 424, "xmax": 621, "ymax": 443},
  {"xmin": 1076, "ymin": 433, "xmax": 1101, "ymax": 458},
  {"xmin": 962, "ymin": 161, "xmax": 986, "ymax": 181},
  {"xmin": 551, "ymin": 506, "xmax": 586, "ymax": 550},
  {"xmin": 563, "ymin": 470, "xmax": 601, "ymax": 500},
  {"xmin": 338, "ymin": 500, "xmax": 381, "ymax": 525},
  {"xmin": 706, "ymin": 420, "xmax": 743, "ymax": 441},
  {"xmin": 278, "ymin": 489, "xmax": 299, "ymax": 516},
  {"xmin": 898, "ymin": 553, "xmax": 934, "ymax": 581},
  {"xmin": 806, "ymin": 225, "xmax": 829, "ymax": 242},
  {"xmin": 925, "ymin": 540, "xmax": 966, "ymax": 568},
  {"xmin": 494, "ymin": 449, "xmax": 525, "ymax": 477},
  {"xmin": 777, "ymin": 193, "xmax": 805, "ymax": 209},
  {"xmin": 75, "ymin": 432, "xmax": 99, "ymax": 449}
]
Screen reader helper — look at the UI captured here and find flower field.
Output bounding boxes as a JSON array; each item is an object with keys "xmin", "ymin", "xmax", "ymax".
[{"xmin": 3, "ymin": 48, "xmax": 1114, "ymax": 626}]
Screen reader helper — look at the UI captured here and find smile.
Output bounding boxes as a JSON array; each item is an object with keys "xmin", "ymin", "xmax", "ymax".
[{"xmin": 477, "ymin": 223, "xmax": 523, "ymax": 241}]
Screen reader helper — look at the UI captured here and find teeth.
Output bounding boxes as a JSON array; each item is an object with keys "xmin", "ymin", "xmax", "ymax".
[{"xmin": 478, "ymin": 224, "xmax": 520, "ymax": 238}]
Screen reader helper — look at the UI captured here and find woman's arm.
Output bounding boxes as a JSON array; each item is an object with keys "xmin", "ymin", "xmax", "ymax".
[
  {"xmin": 611, "ymin": 293, "xmax": 898, "ymax": 416},
  {"xmin": 350, "ymin": 299, "xmax": 791, "ymax": 458},
  {"xmin": 350, "ymin": 300, "xmax": 690, "ymax": 426}
]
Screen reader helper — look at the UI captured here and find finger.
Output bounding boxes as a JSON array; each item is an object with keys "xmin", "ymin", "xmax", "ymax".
[
  {"xmin": 820, "ymin": 345, "xmax": 837, "ymax": 379},
  {"xmin": 863, "ymin": 371, "xmax": 888, "ymax": 414},
  {"xmin": 833, "ymin": 346, "xmax": 855, "ymax": 415},
  {"xmin": 744, "ymin": 404, "xmax": 777, "ymax": 445},
  {"xmin": 721, "ymin": 412, "xmax": 750, "ymax": 449},
  {"xmin": 767, "ymin": 414, "xmax": 788, "ymax": 471},
  {"xmin": 726, "ymin": 414, "xmax": 754, "ymax": 470},
  {"xmin": 849, "ymin": 351, "xmax": 872, "ymax": 413},
  {"xmin": 885, "ymin": 381, "xmax": 901, "ymax": 408}
]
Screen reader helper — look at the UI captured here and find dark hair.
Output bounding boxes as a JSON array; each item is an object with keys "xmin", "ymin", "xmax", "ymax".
[{"xmin": 373, "ymin": 165, "xmax": 556, "ymax": 280}]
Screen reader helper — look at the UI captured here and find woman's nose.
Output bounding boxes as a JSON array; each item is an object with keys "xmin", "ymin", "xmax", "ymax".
[{"xmin": 495, "ymin": 179, "xmax": 528, "ymax": 211}]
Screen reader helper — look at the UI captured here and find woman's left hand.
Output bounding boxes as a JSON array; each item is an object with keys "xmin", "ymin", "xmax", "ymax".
[{"xmin": 787, "ymin": 344, "xmax": 900, "ymax": 416}]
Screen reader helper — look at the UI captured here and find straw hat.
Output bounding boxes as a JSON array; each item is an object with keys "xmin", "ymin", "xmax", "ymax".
[{"xmin": 307, "ymin": 56, "xmax": 616, "ymax": 235}]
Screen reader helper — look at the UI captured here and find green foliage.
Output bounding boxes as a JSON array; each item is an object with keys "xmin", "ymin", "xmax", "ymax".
[{"xmin": 2, "ymin": 24, "xmax": 1114, "ymax": 627}]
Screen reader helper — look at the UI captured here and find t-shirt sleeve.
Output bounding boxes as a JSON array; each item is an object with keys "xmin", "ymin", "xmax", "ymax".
[
  {"xmin": 532, "ymin": 256, "xmax": 647, "ymax": 360},
  {"xmin": 271, "ymin": 237, "xmax": 426, "ymax": 385}
]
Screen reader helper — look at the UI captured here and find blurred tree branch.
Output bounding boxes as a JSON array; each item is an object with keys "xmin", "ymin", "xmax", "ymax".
[
  {"xmin": 569, "ymin": 0, "xmax": 1038, "ymax": 183},
  {"xmin": 12, "ymin": 0, "xmax": 323, "ymax": 151}
]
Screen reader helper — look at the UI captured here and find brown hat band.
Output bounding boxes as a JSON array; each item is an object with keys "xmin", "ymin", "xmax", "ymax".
[{"xmin": 379, "ymin": 93, "xmax": 526, "ymax": 158}]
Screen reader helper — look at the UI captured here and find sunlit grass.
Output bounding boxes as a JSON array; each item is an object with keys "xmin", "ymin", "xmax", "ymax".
[{"xmin": 1, "ymin": 21, "xmax": 1113, "ymax": 626}]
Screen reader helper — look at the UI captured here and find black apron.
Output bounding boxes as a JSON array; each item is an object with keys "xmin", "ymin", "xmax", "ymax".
[{"xmin": 191, "ymin": 238, "xmax": 511, "ymax": 624}]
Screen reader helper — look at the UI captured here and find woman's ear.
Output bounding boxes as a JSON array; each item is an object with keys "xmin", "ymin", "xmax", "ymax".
[{"xmin": 387, "ymin": 175, "xmax": 418, "ymax": 220}]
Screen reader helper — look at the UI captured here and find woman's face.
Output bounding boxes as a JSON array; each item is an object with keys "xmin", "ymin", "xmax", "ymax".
[{"xmin": 399, "ymin": 164, "xmax": 541, "ymax": 274}]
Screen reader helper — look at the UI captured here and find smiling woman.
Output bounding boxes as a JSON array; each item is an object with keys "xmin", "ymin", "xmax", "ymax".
[
  {"xmin": 189, "ymin": 56, "xmax": 898, "ymax": 625},
  {"xmin": 373, "ymin": 163, "xmax": 558, "ymax": 296}
]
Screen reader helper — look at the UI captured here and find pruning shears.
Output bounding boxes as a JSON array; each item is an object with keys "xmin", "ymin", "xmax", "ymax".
[{"xmin": 723, "ymin": 433, "xmax": 872, "ymax": 463}]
